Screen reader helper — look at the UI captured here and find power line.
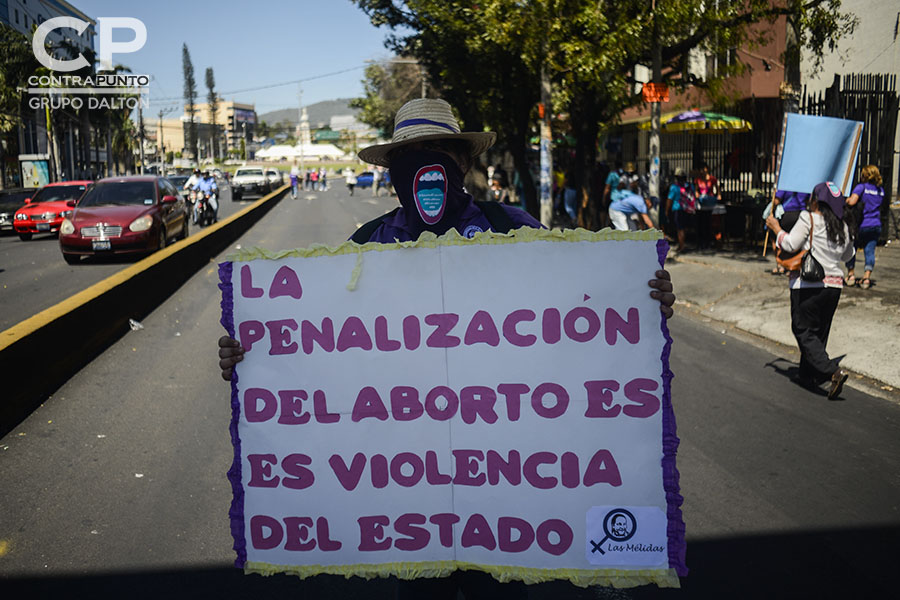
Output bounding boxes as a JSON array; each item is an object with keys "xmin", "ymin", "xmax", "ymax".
[{"xmin": 151, "ymin": 65, "xmax": 368, "ymax": 102}]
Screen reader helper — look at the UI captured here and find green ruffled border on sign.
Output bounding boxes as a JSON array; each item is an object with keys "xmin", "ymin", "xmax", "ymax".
[
  {"xmin": 231, "ymin": 227, "xmax": 675, "ymax": 587},
  {"xmin": 226, "ymin": 227, "xmax": 662, "ymax": 291},
  {"xmin": 226, "ymin": 227, "xmax": 662, "ymax": 263},
  {"xmin": 244, "ymin": 560, "xmax": 680, "ymax": 588}
]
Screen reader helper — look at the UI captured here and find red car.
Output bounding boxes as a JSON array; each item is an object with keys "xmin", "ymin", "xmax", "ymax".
[
  {"xmin": 59, "ymin": 176, "xmax": 189, "ymax": 264},
  {"xmin": 13, "ymin": 181, "xmax": 92, "ymax": 240}
]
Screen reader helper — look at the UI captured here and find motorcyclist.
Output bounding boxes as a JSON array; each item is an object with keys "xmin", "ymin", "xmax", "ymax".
[
  {"xmin": 193, "ymin": 170, "xmax": 219, "ymax": 224},
  {"xmin": 183, "ymin": 168, "xmax": 201, "ymax": 218}
]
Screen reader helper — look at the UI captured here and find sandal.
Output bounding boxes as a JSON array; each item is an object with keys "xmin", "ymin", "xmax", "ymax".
[
  {"xmin": 845, "ymin": 274, "xmax": 856, "ymax": 286},
  {"xmin": 860, "ymin": 279, "xmax": 871, "ymax": 289}
]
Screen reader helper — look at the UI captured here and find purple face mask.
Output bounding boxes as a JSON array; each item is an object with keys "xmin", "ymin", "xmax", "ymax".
[{"xmin": 390, "ymin": 149, "xmax": 467, "ymax": 229}]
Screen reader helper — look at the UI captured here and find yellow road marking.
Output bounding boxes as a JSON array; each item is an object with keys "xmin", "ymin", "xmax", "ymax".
[{"xmin": 0, "ymin": 185, "xmax": 288, "ymax": 352}]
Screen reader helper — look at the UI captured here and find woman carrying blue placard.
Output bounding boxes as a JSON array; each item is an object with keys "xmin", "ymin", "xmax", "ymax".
[{"xmin": 765, "ymin": 182, "xmax": 855, "ymax": 399}]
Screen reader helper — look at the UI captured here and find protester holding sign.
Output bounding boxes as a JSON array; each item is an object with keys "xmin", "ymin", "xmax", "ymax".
[
  {"xmin": 217, "ymin": 98, "xmax": 677, "ymax": 595},
  {"xmin": 765, "ymin": 182, "xmax": 855, "ymax": 399},
  {"xmin": 844, "ymin": 165, "xmax": 885, "ymax": 289},
  {"xmin": 221, "ymin": 98, "xmax": 675, "ymax": 378}
]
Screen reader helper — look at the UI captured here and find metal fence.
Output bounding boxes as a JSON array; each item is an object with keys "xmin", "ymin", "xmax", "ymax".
[
  {"xmin": 802, "ymin": 73, "xmax": 898, "ymax": 201},
  {"xmin": 610, "ymin": 73, "xmax": 899, "ymax": 241}
]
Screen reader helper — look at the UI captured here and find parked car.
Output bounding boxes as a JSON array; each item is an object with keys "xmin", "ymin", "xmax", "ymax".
[
  {"xmin": 13, "ymin": 181, "xmax": 92, "ymax": 240},
  {"xmin": 0, "ymin": 187, "xmax": 39, "ymax": 232},
  {"xmin": 231, "ymin": 166, "xmax": 270, "ymax": 201},
  {"xmin": 265, "ymin": 168, "xmax": 284, "ymax": 187},
  {"xmin": 59, "ymin": 176, "xmax": 189, "ymax": 264}
]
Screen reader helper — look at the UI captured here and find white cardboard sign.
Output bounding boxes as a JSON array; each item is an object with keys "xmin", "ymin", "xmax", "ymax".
[{"xmin": 219, "ymin": 229, "xmax": 685, "ymax": 587}]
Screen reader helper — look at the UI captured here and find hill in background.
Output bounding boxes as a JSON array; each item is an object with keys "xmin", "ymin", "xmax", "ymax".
[{"xmin": 258, "ymin": 98, "xmax": 361, "ymax": 129}]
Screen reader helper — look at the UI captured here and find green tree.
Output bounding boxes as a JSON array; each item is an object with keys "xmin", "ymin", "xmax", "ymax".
[
  {"xmin": 205, "ymin": 67, "xmax": 219, "ymax": 159},
  {"xmin": 0, "ymin": 24, "xmax": 40, "ymax": 187},
  {"xmin": 352, "ymin": 0, "xmax": 856, "ymax": 226},
  {"xmin": 183, "ymin": 44, "xmax": 198, "ymax": 161},
  {"xmin": 349, "ymin": 60, "xmax": 425, "ymax": 138}
]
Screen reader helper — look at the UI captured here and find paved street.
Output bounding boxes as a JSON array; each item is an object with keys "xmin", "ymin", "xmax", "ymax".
[
  {"xmin": 1, "ymin": 183, "xmax": 897, "ymax": 598},
  {"xmin": 0, "ymin": 180, "xmax": 247, "ymax": 331}
]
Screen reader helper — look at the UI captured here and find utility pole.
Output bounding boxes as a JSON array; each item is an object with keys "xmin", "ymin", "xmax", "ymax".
[
  {"xmin": 138, "ymin": 104, "xmax": 145, "ymax": 175},
  {"xmin": 297, "ymin": 83, "xmax": 305, "ymax": 177},
  {"xmin": 539, "ymin": 65, "xmax": 553, "ymax": 228},
  {"xmin": 158, "ymin": 110, "xmax": 165, "ymax": 172},
  {"xmin": 648, "ymin": 3, "xmax": 662, "ymax": 208}
]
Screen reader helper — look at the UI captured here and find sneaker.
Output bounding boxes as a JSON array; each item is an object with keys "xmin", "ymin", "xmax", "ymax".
[{"xmin": 828, "ymin": 369, "xmax": 848, "ymax": 400}]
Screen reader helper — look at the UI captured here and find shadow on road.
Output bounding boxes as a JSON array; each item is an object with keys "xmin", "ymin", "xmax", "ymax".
[{"xmin": 2, "ymin": 526, "xmax": 895, "ymax": 599}]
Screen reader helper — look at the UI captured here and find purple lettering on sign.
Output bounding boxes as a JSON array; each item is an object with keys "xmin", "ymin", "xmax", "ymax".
[
  {"xmin": 266, "ymin": 319, "xmax": 298, "ymax": 355},
  {"xmin": 425, "ymin": 313, "xmax": 460, "ymax": 348},
  {"xmin": 240, "ymin": 264, "xmax": 263, "ymax": 298},
  {"xmin": 464, "ymin": 310, "xmax": 500, "ymax": 346},
  {"xmin": 268, "ymin": 265, "xmax": 303, "ymax": 299}
]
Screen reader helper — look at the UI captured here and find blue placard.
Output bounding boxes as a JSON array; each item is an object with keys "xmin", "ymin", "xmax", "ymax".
[{"xmin": 777, "ymin": 114, "xmax": 863, "ymax": 196}]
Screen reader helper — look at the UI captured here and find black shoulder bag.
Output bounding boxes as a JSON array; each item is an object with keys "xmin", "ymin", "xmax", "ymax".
[{"xmin": 800, "ymin": 217, "xmax": 825, "ymax": 282}]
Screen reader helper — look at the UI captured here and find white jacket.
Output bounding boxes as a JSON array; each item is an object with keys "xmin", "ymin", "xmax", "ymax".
[{"xmin": 776, "ymin": 210, "xmax": 854, "ymax": 289}]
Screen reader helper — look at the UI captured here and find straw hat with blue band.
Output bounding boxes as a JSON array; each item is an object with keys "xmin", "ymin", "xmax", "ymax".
[{"xmin": 358, "ymin": 98, "xmax": 497, "ymax": 168}]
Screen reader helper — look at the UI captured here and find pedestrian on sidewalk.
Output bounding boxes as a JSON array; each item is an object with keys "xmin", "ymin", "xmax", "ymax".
[
  {"xmin": 844, "ymin": 164, "xmax": 885, "ymax": 289},
  {"xmin": 609, "ymin": 178, "xmax": 654, "ymax": 231},
  {"xmin": 666, "ymin": 168, "xmax": 693, "ymax": 254},
  {"xmin": 694, "ymin": 162, "xmax": 721, "ymax": 250},
  {"xmin": 765, "ymin": 181, "xmax": 855, "ymax": 399}
]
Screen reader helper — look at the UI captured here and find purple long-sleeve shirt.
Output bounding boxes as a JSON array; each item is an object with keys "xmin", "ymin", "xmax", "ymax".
[{"xmin": 363, "ymin": 196, "xmax": 543, "ymax": 243}]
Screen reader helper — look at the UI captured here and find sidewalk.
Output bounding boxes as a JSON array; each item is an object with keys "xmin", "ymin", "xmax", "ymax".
[{"xmin": 665, "ymin": 239, "xmax": 900, "ymax": 394}]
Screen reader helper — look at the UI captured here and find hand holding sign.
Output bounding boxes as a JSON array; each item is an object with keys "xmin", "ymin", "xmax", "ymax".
[{"xmin": 219, "ymin": 229, "xmax": 686, "ymax": 588}]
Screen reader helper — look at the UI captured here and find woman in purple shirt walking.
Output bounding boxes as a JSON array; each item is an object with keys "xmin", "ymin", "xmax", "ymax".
[{"xmin": 844, "ymin": 165, "xmax": 885, "ymax": 289}]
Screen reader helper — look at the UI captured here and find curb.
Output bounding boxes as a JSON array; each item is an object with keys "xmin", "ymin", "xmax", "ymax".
[{"xmin": 0, "ymin": 185, "xmax": 288, "ymax": 437}]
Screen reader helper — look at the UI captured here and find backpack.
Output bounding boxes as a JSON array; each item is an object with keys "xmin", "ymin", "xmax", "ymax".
[
  {"xmin": 350, "ymin": 200, "xmax": 515, "ymax": 244},
  {"xmin": 679, "ymin": 184, "xmax": 697, "ymax": 214}
]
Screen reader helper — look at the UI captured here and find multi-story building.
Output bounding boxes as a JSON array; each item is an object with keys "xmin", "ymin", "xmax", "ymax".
[
  {"xmin": 1, "ymin": 0, "xmax": 95, "ymax": 56},
  {"xmin": 145, "ymin": 117, "xmax": 226, "ymax": 163},
  {"xmin": 194, "ymin": 100, "xmax": 257, "ymax": 153},
  {"xmin": 2, "ymin": 0, "xmax": 98, "ymax": 183}
]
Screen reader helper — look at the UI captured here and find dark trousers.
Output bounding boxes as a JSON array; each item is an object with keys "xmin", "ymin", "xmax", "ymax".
[
  {"xmin": 397, "ymin": 571, "xmax": 527, "ymax": 600},
  {"xmin": 790, "ymin": 287, "xmax": 842, "ymax": 382}
]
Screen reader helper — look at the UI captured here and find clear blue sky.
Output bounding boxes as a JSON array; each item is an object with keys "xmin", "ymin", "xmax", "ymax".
[{"xmin": 74, "ymin": 0, "xmax": 398, "ymax": 116}]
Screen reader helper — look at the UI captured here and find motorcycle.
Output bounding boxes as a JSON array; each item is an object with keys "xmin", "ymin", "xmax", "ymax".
[
  {"xmin": 196, "ymin": 192, "xmax": 217, "ymax": 227},
  {"xmin": 188, "ymin": 189, "xmax": 200, "ymax": 224}
]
